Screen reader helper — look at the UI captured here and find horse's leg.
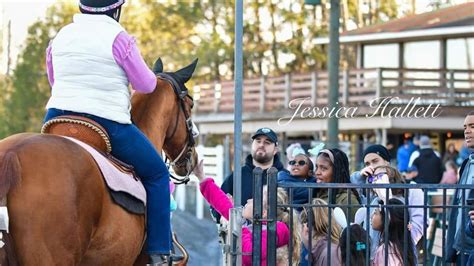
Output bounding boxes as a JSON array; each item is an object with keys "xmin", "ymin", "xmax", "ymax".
[
  {"xmin": 80, "ymin": 192, "xmax": 145, "ymax": 266},
  {"xmin": 6, "ymin": 140, "xmax": 103, "ymax": 265}
]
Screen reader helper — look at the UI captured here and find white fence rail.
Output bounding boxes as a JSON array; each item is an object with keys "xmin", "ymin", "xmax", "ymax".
[{"xmin": 174, "ymin": 145, "xmax": 224, "ymax": 219}]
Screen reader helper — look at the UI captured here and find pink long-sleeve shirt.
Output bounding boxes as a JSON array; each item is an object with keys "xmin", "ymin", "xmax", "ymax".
[
  {"xmin": 199, "ymin": 178, "xmax": 289, "ymax": 266},
  {"xmin": 46, "ymin": 31, "xmax": 156, "ymax": 93}
]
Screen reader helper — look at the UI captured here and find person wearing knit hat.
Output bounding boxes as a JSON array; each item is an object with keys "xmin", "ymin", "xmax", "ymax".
[
  {"xmin": 354, "ymin": 144, "xmax": 392, "ymax": 181},
  {"xmin": 363, "ymin": 144, "xmax": 391, "ymax": 163},
  {"xmin": 350, "ymin": 143, "xmax": 397, "ymax": 203}
]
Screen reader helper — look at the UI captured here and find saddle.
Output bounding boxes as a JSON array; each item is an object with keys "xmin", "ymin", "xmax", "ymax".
[
  {"xmin": 42, "ymin": 115, "xmax": 146, "ymax": 214},
  {"xmin": 41, "ymin": 115, "xmax": 134, "ymax": 175}
]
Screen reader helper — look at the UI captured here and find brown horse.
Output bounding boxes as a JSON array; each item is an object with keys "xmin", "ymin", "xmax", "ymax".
[{"xmin": 0, "ymin": 59, "xmax": 198, "ymax": 265}]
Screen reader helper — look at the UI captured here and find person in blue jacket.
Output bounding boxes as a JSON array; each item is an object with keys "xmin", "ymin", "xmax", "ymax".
[
  {"xmin": 278, "ymin": 152, "xmax": 316, "ymax": 266},
  {"xmin": 277, "ymin": 153, "xmax": 317, "ymax": 210}
]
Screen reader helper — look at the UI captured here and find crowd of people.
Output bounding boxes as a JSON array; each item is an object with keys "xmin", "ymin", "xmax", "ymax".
[{"xmin": 191, "ymin": 111, "xmax": 474, "ymax": 265}]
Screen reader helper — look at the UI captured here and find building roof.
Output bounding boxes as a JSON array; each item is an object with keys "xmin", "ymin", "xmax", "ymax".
[
  {"xmin": 344, "ymin": 2, "xmax": 474, "ymax": 36},
  {"xmin": 314, "ymin": 2, "xmax": 474, "ymax": 45}
]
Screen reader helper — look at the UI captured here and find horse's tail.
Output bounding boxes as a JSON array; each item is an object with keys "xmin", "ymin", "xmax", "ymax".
[
  {"xmin": 0, "ymin": 150, "xmax": 21, "ymax": 200},
  {"xmin": 0, "ymin": 149, "xmax": 21, "ymax": 265}
]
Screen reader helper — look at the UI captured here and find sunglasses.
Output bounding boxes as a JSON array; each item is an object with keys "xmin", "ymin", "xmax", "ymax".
[
  {"xmin": 289, "ymin": 160, "xmax": 307, "ymax": 166},
  {"xmin": 367, "ymin": 172, "xmax": 387, "ymax": 183}
]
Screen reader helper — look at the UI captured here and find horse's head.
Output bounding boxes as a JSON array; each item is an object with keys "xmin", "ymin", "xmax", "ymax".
[{"xmin": 131, "ymin": 58, "xmax": 198, "ymax": 181}]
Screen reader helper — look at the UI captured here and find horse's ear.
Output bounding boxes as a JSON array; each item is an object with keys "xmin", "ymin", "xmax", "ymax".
[
  {"xmin": 175, "ymin": 58, "xmax": 198, "ymax": 83},
  {"xmin": 153, "ymin": 58, "xmax": 164, "ymax": 74}
]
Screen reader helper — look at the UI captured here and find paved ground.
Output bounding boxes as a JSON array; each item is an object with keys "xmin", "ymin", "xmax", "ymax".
[{"xmin": 172, "ymin": 210, "xmax": 222, "ymax": 266}]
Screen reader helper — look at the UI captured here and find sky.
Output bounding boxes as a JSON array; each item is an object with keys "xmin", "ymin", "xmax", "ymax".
[
  {"xmin": 0, "ymin": 0, "xmax": 471, "ymax": 75},
  {"xmin": 0, "ymin": 0, "xmax": 61, "ymax": 74}
]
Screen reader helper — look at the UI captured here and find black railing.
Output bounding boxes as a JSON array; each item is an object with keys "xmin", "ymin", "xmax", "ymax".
[{"xmin": 252, "ymin": 167, "xmax": 474, "ymax": 266}]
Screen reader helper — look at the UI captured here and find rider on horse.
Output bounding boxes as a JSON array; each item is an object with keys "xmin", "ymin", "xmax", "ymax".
[{"xmin": 43, "ymin": 0, "xmax": 171, "ymax": 263}]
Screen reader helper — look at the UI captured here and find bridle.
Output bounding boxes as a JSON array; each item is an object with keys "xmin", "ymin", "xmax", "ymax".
[{"xmin": 157, "ymin": 73, "xmax": 196, "ymax": 185}]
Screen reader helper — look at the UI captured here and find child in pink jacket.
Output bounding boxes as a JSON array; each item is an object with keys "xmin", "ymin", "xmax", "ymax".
[{"xmin": 193, "ymin": 159, "xmax": 290, "ymax": 265}]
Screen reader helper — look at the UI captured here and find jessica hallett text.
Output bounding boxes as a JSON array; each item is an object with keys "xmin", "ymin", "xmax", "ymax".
[{"xmin": 277, "ymin": 97, "xmax": 443, "ymax": 126}]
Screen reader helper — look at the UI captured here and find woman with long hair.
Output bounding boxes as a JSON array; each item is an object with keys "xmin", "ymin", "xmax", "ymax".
[
  {"xmin": 339, "ymin": 224, "xmax": 370, "ymax": 265},
  {"xmin": 371, "ymin": 198, "xmax": 416, "ymax": 266},
  {"xmin": 300, "ymin": 198, "xmax": 342, "ymax": 266},
  {"xmin": 315, "ymin": 148, "xmax": 361, "ymax": 220},
  {"xmin": 365, "ymin": 165, "xmax": 424, "ymax": 261}
]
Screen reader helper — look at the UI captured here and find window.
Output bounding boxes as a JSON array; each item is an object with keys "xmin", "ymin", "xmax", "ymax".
[
  {"xmin": 404, "ymin": 41, "xmax": 440, "ymax": 69},
  {"xmin": 447, "ymin": 38, "xmax": 474, "ymax": 70},
  {"xmin": 363, "ymin": 44, "xmax": 399, "ymax": 68}
]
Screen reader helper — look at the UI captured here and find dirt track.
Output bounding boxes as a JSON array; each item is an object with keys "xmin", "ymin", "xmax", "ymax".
[{"xmin": 172, "ymin": 210, "xmax": 222, "ymax": 266}]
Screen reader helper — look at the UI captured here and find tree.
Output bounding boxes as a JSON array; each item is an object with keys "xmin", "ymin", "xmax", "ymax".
[
  {"xmin": 0, "ymin": 2, "xmax": 76, "ymax": 138},
  {"xmin": 0, "ymin": 0, "xmax": 403, "ymax": 138}
]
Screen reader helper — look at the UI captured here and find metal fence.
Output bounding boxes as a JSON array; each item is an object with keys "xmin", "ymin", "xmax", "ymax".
[{"xmin": 246, "ymin": 167, "xmax": 474, "ymax": 266}]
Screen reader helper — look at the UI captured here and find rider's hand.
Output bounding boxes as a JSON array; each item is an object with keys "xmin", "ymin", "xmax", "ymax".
[{"xmin": 192, "ymin": 159, "xmax": 205, "ymax": 181}]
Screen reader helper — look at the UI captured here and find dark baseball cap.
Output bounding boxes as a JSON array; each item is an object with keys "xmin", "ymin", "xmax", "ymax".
[{"xmin": 252, "ymin": 127, "xmax": 278, "ymax": 144}]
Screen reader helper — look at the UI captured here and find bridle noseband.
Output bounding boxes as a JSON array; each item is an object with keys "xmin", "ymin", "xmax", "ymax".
[{"xmin": 157, "ymin": 73, "xmax": 195, "ymax": 185}]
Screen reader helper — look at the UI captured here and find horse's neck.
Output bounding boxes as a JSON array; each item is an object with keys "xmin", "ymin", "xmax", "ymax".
[{"xmin": 131, "ymin": 89, "xmax": 175, "ymax": 153}]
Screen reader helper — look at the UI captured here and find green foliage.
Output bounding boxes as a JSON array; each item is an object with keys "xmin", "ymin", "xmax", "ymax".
[
  {"xmin": 0, "ymin": 2, "xmax": 75, "ymax": 138},
  {"xmin": 0, "ymin": 0, "xmax": 399, "ymax": 138}
]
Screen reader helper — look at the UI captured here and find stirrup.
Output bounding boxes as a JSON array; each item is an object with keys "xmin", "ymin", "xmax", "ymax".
[
  {"xmin": 170, "ymin": 254, "xmax": 185, "ymax": 262},
  {"xmin": 148, "ymin": 254, "xmax": 171, "ymax": 266}
]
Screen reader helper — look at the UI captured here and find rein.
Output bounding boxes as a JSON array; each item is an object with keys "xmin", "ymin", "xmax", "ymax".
[{"xmin": 157, "ymin": 74, "xmax": 195, "ymax": 185}]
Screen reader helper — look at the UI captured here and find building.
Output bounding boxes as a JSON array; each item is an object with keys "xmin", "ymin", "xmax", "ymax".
[{"xmin": 192, "ymin": 2, "xmax": 474, "ymax": 166}]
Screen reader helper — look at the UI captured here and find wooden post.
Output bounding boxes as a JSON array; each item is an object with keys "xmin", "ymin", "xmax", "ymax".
[
  {"xmin": 260, "ymin": 76, "xmax": 266, "ymax": 112},
  {"xmin": 311, "ymin": 72, "xmax": 318, "ymax": 106},
  {"xmin": 376, "ymin": 68, "xmax": 382, "ymax": 100},
  {"xmin": 214, "ymin": 82, "xmax": 221, "ymax": 113},
  {"xmin": 448, "ymin": 70, "xmax": 455, "ymax": 105},
  {"xmin": 343, "ymin": 69, "xmax": 349, "ymax": 106},
  {"xmin": 284, "ymin": 73, "xmax": 291, "ymax": 108}
]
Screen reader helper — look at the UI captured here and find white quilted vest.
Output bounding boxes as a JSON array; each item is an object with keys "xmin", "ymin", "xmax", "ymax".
[{"xmin": 46, "ymin": 14, "xmax": 131, "ymax": 124}]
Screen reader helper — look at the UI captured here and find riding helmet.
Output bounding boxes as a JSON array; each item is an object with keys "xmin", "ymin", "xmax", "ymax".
[{"xmin": 79, "ymin": 0, "xmax": 125, "ymax": 20}]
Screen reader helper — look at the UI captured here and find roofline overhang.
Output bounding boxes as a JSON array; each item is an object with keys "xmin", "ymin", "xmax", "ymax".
[{"xmin": 313, "ymin": 25, "xmax": 474, "ymax": 45}]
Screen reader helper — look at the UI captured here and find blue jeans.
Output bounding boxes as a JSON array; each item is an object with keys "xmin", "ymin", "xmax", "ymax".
[{"xmin": 44, "ymin": 108, "xmax": 171, "ymax": 254}]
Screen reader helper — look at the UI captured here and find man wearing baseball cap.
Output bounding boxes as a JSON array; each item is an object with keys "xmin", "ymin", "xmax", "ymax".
[{"xmin": 219, "ymin": 127, "xmax": 285, "ymax": 206}]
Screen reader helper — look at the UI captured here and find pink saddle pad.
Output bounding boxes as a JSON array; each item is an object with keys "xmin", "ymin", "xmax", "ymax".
[{"xmin": 64, "ymin": 137, "xmax": 147, "ymax": 205}]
